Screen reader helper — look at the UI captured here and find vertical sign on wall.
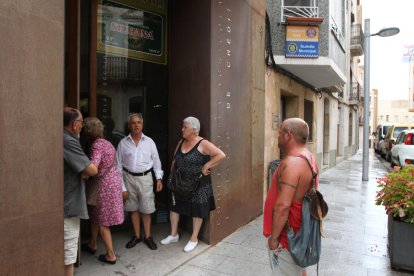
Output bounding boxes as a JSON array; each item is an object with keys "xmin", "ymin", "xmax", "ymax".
[
  {"xmin": 285, "ymin": 25, "xmax": 319, "ymax": 58},
  {"xmin": 214, "ymin": 0, "xmax": 234, "ymax": 229}
]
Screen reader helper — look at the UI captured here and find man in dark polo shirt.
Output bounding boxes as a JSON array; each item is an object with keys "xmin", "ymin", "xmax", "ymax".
[{"xmin": 63, "ymin": 107, "xmax": 98, "ymax": 276}]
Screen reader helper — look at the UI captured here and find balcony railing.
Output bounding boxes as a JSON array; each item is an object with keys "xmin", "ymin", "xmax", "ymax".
[
  {"xmin": 350, "ymin": 24, "xmax": 364, "ymax": 56},
  {"xmin": 97, "ymin": 56, "xmax": 143, "ymax": 81},
  {"xmin": 281, "ymin": 6, "xmax": 319, "ymax": 23},
  {"xmin": 331, "ymin": 16, "xmax": 345, "ymax": 50}
]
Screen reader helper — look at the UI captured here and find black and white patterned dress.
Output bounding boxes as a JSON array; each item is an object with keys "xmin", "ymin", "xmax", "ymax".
[{"xmin": 169, "ymin": 139, "xmax": 216, "ymax": 218}]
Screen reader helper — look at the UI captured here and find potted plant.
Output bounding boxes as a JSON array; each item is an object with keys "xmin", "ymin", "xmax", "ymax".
[{"xmin": 376, "ymin": 165, "xmax": 414, "ymax": 271}]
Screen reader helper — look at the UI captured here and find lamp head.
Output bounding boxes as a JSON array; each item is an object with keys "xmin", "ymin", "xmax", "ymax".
[{"xmin": 375, "ymin": 27, "xmax": 400, "ymax": 37}]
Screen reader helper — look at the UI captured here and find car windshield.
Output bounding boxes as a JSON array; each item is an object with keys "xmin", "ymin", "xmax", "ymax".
[
  {"xmin": 383, "ymin": 126, "xmax": 390, "ymax": 136},
  {"xmin": 406, "ymin": 132, "xmax": 414, "ymax": 145},
  {"xmin": 394, "ymin": 127, "xmax": 409, "ymax": 138}
]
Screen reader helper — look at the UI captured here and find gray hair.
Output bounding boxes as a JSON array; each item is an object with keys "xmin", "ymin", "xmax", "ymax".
[
  {"xmin": 83, "ymin": 117, "xmax": 104, "ymax": 139},
  {"xmin": 183, "ymin": 116, "xmax": 200, "ymax": 135},
  {"xmin": 64, "ymin": 107, "xmax": 80, "ymax": 127},
  {"xmin": 128, "ymin": 113, "xmax": 143, "ymax": 123}
]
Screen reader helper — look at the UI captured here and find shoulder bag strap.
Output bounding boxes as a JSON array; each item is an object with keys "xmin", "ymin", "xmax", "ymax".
[
  {"xmin": 284, "ymin": 153, "xmax": 317, "ymax": 231},
  {"xmin": 289, "ymin": 153, "xmax": 318, "ymax": 189},
  {"xmin": 169, "ymin": 139, "xmax": 184, "ymax": 173}
]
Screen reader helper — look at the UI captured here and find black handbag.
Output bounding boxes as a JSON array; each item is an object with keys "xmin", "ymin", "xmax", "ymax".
[
  {"xmin": 167, "ymin": 139, "xmax": 203, "ymax": 201},
  {"xmin": 168, "ymin": 165, "xmax": 203, "ymax": 201}
]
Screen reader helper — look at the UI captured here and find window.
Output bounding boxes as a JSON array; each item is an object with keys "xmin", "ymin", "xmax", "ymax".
[
  {"xmin": 330, "ymin": 0, "xmax": 346, "ymax": 49},
  {"xmin": 304, "ymin": 100, "xmax": 314, "ymax": 141},
  {"xmin": 396, "ymin": 133, "xmax": 405, "ymax": 145},
  {"xmin": 383, "ymin": 126, "xmax": 390, "ymax": 137},
  {"xmin": 394, "ymin": 127, "xmax": 408, "ymax": 139},
  {"xmin": 281, "ymin": 0, "xmax": 319, "ymax": 22},
  {"xmin": 284, "ymin": 0, "xmax": 318, "ymax": 5}
]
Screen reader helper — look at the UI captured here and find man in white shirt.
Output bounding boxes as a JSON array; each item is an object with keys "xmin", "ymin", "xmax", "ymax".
[{"xmin": 117, "ymin": 113, "xmax": 164, "ymax": 250}]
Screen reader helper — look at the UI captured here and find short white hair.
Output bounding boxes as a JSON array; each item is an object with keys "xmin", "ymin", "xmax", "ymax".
[
  {"xmin": 183, "ymin": 116, "xmax": 200, "ymax": 135},
  {"xmin": 128, "ymin": 113, "xmax": 143, "ymax": 123}
]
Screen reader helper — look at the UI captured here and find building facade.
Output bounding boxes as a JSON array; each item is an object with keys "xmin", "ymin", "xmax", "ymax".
[
  {"xmin": 375, "ymin": 99, "xmax": 414, "ymax": 125},
  {"xmin": 264, "ymin": 0, "xmax": 363, "ymax": 177}
]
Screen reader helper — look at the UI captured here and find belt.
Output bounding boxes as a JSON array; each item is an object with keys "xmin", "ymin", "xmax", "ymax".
[{"xmin": 123, "ymin": 167, "xmax": 152, "ymax": 176}]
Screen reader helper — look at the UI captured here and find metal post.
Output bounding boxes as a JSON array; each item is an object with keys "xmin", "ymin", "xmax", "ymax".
[{"xmin": 362, "ymin": 19, "xmax": 370, "ymax": 181}]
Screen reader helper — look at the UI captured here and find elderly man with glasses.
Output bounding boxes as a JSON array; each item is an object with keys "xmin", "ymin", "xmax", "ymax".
[{"xmin": 63, "ymin": 107, "xmax": 98, "ymax": 276}]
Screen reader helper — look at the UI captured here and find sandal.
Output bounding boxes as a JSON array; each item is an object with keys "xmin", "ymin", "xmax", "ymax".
[
  {"xmin": 98, "ymin": 254, "xmax": 116, "ymax": 265},
  {"xmin": 81, "ymin": 243, "xmax": 96, "ymax": 255}
]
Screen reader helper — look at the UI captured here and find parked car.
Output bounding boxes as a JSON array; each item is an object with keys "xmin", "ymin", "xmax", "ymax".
[
  {"xmin": 390, "ymin": 129, "xmax": 414, "ymax": 167},
  {"xmin": 381, "ymin": 124, "xmax": 414, "ymax": 161},
  {"xmin": 373, "ymin": 123, "xmax": 391, "ymax": 154}
]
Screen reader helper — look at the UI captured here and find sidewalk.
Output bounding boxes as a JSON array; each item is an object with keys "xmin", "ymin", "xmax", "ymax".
[{"xmin": 75, "ymin": 151, "xmax": 412, "ymax": 275}]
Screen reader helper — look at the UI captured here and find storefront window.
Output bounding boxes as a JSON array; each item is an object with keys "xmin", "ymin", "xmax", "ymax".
[
  {"xmin": 96, "ymin": 0, "xmax": 167, "ymax": 148},
  {"xmin": 96, "ymin": 54, "xmax": 145, "ymax": 147}
]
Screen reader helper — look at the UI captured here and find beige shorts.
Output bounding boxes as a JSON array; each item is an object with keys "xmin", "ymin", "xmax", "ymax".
[
  {"xmin": 123, "ymin": 172, "xmax": 155, "ymax": 214},
  {"xmin": 267, "ymin": 242, "xmax": 305, "ymax": 276},
  {"xmin": 64, "ymin": 217, "xmax": 80, "ymax": 265}
]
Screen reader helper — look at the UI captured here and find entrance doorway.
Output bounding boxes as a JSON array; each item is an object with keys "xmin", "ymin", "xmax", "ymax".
[
  {"xmin": 64, "ymin": 0, "xmax": 266, "ymax": 245},
  {"xmin": 64, "ymin": 0, "xmax": 169, "ymax": 216}
]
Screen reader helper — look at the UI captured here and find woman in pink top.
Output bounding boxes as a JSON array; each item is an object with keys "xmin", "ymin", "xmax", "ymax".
[{"xmin": 82, "ymin": 117, "xmax": 124, "ymax": 264}]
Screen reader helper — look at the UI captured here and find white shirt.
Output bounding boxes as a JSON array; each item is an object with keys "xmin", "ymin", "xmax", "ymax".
[{"xmin": 116, "ymin": 133, "xmax": 163, "ymax": 180}]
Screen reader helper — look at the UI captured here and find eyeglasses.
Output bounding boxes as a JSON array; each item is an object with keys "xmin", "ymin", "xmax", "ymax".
[{"xmin": 74, "ymin": 119, "xmax": 84, "ymax": 126}]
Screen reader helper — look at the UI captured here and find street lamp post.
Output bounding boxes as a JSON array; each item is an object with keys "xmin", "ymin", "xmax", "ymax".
[{"xmin": 362, "ymin": 19, "xmax": 399, "ymax": 181}]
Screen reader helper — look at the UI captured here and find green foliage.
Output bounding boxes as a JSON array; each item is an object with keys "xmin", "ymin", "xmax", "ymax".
[{"xmin": 376, "ymin": 165, "xmax": 414, "ymax": 224}]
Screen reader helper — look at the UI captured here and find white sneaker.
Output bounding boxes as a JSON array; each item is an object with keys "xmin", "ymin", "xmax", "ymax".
[
  {"xmin": 160, "ymin": 235, "xmax": 179, "ymax": 245},
  {"xmin": 184, "ymin": 240, "xmax": 198, "ymax": 252}
]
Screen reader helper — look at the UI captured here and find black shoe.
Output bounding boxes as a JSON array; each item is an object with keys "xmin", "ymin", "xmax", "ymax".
[
  {"xmin": 125, "ymin": 236, "xmax": 142, "ymax": 249},
  {"xmin": 81, "ymin": 243, "xmax": 96, "ymax": 255},
  {"xmin": 143, "ymin": 237, "xmax": 157, "ymax": 250}
]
